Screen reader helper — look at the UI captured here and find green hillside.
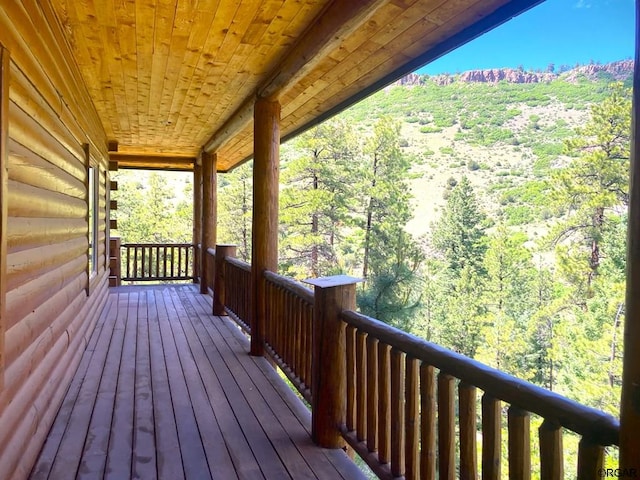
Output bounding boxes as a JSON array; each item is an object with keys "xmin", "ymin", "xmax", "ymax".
[{"xmin": 339, "ymin": 65, "xmax": 630, "ymax": 238}]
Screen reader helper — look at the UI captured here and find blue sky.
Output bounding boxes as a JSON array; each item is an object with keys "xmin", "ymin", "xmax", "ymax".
[{"xmin": 417, "ymin": 0, "xmax": 636, "ymax": 75}]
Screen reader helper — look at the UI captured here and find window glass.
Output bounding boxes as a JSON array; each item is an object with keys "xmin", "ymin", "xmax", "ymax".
[{"xmin": 89, "ymin": 165, "xmax": 98, "ymax": 275}]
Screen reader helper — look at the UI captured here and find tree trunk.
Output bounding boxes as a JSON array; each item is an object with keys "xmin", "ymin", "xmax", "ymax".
[{"xmin": 362, "ymin": 153, "xmax": 378, "ymax": 282}]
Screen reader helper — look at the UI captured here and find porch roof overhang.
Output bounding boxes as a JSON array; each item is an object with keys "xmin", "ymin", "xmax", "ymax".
[{"xmin": 50, "ymin": 0, "xmax": 545, "ymax": 172}]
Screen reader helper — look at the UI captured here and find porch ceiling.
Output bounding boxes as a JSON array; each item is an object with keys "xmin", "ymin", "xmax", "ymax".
[{"xmin": 50, "ymin": 0, "xmax": 543, "ymax": 172}]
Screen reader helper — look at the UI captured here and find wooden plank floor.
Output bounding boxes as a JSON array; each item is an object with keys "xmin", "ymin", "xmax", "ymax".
[{"xmin": 30, "ymin": 285, "xmax": 366, "ymax": 480}]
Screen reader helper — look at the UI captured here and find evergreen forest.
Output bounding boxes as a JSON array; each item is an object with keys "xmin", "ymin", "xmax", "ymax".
[{"xmin": 113, "ymin": 62, "xmax": 633, "ymax": 447}]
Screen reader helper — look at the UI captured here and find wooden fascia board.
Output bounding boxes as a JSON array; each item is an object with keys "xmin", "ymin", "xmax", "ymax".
[{"xmin": 203, "ymin": 0, "xmax": 386, "ymax": 155}]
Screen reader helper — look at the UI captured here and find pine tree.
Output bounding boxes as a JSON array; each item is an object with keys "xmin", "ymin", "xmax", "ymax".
[
  {"xmin": 218, "ymin": 162, "xmax": 253, "ymax": 261},
  {"xmin": 550, "ymin": 83, "xmax": 631, "ymax": 287},
  {"xmin": 359, "ymin": 117, "xmax": 413, "ymax": 281},
  {"xmin": 279, "ymin": 120, "xmax": 358, "ymax": 277},
  {"xmin": 355, "ymin": 117, "xmax": 423, "ymax": 327},
  {"xmin": 432, "ymin": 176, "xmax": 488, "ymax": 276}
]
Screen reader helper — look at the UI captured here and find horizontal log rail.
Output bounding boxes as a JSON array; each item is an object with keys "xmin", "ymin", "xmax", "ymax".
[
  {"xmin": 121, "ymin": 243, "xmax": 194, "ymax": 282},
  {"xmin": 340, "ymin": 309, "xmax": 620, "ymax": 480},
  {"xmin": 263, "ymin": 270, "xmax": 314, "ymax": 403},
  {"xmin": 221, "ymin": 255, "xmax": 251, "ymax": 332}
]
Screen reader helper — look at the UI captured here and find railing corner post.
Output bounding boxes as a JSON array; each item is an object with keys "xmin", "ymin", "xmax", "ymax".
[
  {"xmin": 109, "ymin": 236, "xmax": 121, "ymax": 287},
  {"xmin": 305, "ymin": 275, "xmax": 362, "ymax": 449},
  {"xmin": 213, "ymin": 244, "xmax": 236, "ymax": 316}
]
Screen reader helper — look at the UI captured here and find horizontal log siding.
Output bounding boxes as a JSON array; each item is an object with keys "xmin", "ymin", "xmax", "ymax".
[{"xmin": 0, "ymin": 1, "xmax": 110, "ymax": 479}]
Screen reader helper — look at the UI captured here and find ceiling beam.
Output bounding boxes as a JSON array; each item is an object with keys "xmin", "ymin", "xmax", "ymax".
[
  {"xmin": 109, "ymin": 153, "xmax": 196, "ymax": 172},
  {"xmin": 203, "ymin": 0, "xmax": 386, "ymax": 155},
  {"xmin": 258, "ymin": 0, "xmax": 388, "ymax": 101}
]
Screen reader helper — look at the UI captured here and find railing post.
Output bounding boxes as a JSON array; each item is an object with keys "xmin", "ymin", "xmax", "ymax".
[
  {"xmin": 193, "ymin": 162, "xmax": 202, "ymax": 284},
  {"xmin": 109, "ymin": 236, "xmax": 121, "ymax": 286},
  {"xmin": 305, "ymin": 275, "xmax": 362, "ymax": 448},
  {"xmin": 621, "ymin": 3, "xmax": 640, "ymax": 466},
  {"xmin": 213, "ymin": 244, "xmax": 236, "ymax": 315},
  {"xmin": 201, "ymin": 152, "xmax": 217, "ymax": 294}
]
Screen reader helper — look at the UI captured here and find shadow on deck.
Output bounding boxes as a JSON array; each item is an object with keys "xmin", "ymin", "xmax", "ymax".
[{"xmin": 29, "ymin": 285, "xmax": 364, "ymax": 480}]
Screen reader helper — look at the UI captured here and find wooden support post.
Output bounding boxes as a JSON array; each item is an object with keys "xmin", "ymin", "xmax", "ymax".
[
  {"xmin": 200, "ymin": 152, "xmax": 217, "ymax": 294},
  {"xmin": 305, "ymin": 275, "xmax": 361, "ymax": 448},
  {"xmin": 0, "ymin": 46, "xmax": 9, "ymax": 388},
  {"xmin": 213, "ymin": 244, "xmax": 236, "ymax": 315},
  {"xmin": 250, "ymin": 98, "xmax": 280, "ymax": 356},
  {"xmin": 193, "ymin": 162, "xmax": 202, "ymax": 284},
  {"xmin": 109, "ymin": 237, "xmax": 121, "ymax": 287},
  {"xmin": 621, "ymin": 2, "xmax": 640, "ymax": 466}
]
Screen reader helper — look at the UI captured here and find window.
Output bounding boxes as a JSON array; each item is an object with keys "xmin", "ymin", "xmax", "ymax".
[{"xmin": 88, "ymin": 164, "xmax": 99, "ymax": 278}]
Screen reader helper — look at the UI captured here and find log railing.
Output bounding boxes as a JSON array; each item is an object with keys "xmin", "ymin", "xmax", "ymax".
[
  {"xmin": 340, "ymin": 309, "xmax": 620, "ymax": 480},
  {"xmin": 121, "ymin": 243, "xmax": 194, "ymax": 282},
  {"xmin": 205, "ymin": 247, "xmax": 620, "ymax": 478},
  {"xmin": 263, "ymin": 270, "xmax": 314, "ymax": 403},
  {"xmin": 219, "ymin": 254, "xmax": 251, "ymax": 333}
]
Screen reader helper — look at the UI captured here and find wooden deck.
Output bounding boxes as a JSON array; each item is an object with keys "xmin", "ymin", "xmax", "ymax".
[{"xmin": 29, "ymin": 285, "xmax": 365, "ymax": 480}]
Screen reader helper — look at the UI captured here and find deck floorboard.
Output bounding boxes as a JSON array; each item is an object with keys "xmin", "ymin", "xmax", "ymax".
[{"xmin": 30, "ymin": 285, "xmax": 365, "ymax": 480}]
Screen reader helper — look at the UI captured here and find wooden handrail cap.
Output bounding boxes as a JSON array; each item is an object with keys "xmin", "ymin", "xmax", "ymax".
[{"xmin": 303, "ymin": 274, "xmax": 363, "ymax": 288}]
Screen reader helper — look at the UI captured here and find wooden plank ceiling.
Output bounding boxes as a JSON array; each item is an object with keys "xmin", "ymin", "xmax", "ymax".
[{"xmin": 49, "ymin": 0, "xmax": 543, "ymax": 172}]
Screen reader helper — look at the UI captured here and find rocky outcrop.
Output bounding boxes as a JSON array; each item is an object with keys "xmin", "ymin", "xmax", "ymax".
[
  {"xmin": 458, "ymin": 68, "xmax": 554, "ymax": 84},
  {"xmin": 561, "ymin": 60, "xmax": 634, "ymax": 82},
  {"xmin": 393, "ymin": 60, "xmax": 634, "ymax": 87}
]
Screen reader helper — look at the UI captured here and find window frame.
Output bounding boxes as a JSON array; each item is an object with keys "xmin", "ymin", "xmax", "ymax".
[{"xmin": 86, "ymin": 145, "xmax": 100, "ymax": 294}]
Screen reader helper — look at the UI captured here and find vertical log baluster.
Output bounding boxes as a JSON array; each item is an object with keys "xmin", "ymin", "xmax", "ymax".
[
  {"xmin": 366, "ymin": 335, "xmax": 378, "ymax": 453},
  {"xmin": 355, "ymin": 330, "xmax": 367, "ymax": 442},
  {"xmin": 133, "ymin": 246, "xmax": 138, "ymax": 278},
  {"xmin": 459, "ymin": 383, "xmax": 477, "ymax": 480},
  {"xmin": 405, "ymin": 357, "xmax": 419, "ymax": 480},
  {"xmin": 346, "ymin": 324, "xmax": 356, "ymax": 432},
  {"xmin": 270, "ymin": 283, "xmax": 277, "ymax": 350},
  {"xmin": 577, "ymin": 437, "xmax": 604, "ymax": 480},
  {"xmin": 539, "ymin": 420, "xmax": 563, "ymax": 480},
  {"xmin": 126, "ymin": 246, "xmax": 131, "ymax": 279},
  {"xmin": 275, "ymin": 284, "xmax": 281, "ymax": 352},
  {"xmin": 263, "ymin": 282, "xmax": 270, "ymax": 343},
  {"xmin": 293, "ymin": 296, "xmax": 301, "ymax": 378},
  {"xmin": 300, "ymin": 301, "xmax": 307, "ymax": 387},
  {"xmin": 305, "ymin": 302, "xmax": 313, "ymax": 389},
  {"xmin": 438, "ymin": 373, "xmax": 456, "ymax": 480},
  {"xmin": 378, "ymin": 342, "xmax": 391, "ymax": 464},
  {"xmin": 270, "ymin": 282, "xmax": 276, "ymax": 345},
  {"xmin": 481, "ymin": 394, "xmax": 501, "ymax": 480},
  {"xmin": 163, "ymin": 246, "xmax": 167, "ymax": 278},
  {"xmin": 420, "ymin": 364, "xmax": 436, "ymax": 480},
  {"xmin": 284, "ymin": 289, "xmax": 291, "ymax": 365},
  {"xmin": 508, "ymin": 406, "xmax": 531, "ymax": 480},
  {"xmin": 391, "ymin": 348, "xmax": 406, "ymax": 478},
  {"xmin": 142, "ymin": 246, "xmax": 147, "ymax": 278},
  {"xmin": 286, "ymin": 290, "xmax": 293, "ymax": 367}
]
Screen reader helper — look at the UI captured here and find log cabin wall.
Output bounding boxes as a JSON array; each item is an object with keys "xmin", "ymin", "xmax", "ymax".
[{"xmin": 0, "ymin": 2, "xmax": 110, "ymax": 478}]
